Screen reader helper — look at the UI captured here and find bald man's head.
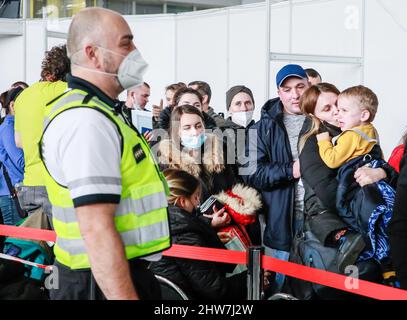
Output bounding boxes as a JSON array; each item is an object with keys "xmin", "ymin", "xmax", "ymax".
[{"xmin": 67, "ymin": 8, "xmax": 123, "ymax": 64}]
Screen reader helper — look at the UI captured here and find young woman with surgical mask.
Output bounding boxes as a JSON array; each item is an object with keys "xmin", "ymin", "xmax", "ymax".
[
  {"xmin": 157, "ymin": 105, "xmax": 238, "ymax": 203},
  {"xmin": 150, "ymin": 168, "xmax": 246, "ymax": 300}
]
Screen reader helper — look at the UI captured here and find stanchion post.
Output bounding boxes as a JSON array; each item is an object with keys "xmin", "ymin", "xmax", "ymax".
[{"xmin": 247, "ymin": 246, "xmax": 264, "ymax": 300}]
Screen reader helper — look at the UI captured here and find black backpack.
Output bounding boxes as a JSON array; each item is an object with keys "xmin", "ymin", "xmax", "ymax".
[{"xmin": 285, "ymin": 230, "xmax": 382, "ymax": 300}]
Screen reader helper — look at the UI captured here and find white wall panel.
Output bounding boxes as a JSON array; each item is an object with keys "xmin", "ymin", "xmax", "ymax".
[
  {"xmin": 47, "ymin": 37, "xmax": 66, "ymax": 50},
  {"xmin": 26, "ymin": 20, "xmax": 47, "ymax": 84},
  {"xmin": 1, "ymin": 1, "xmax": 405, "ymax": 158},
  {"xmin": 0, "ymin": 36, "xmax": 24, "ymax": 90},
  {"xmin": 229, "ymin": 5, "xmax": 266, "ymax": 121},
  {"xmin": 46, "ymin": 18, "xmax": 71, "ymax": 33},
  {"xmin": 176, "ymin": 11, "xmax": 228, "ymax": 114},
  {"xmin": 364, "ymin": 0, "xmax": 407, "ymax": 157},
  {"xmin": 124, "ymin": 15, "xmax": 177, "ymax": 107},
  {"xmin": 291, "ymin": 0, "xmax": 363, "ymax": 57},
  {"xmin": 269, "ymin": 3, "xmax": 291, "ymax": 54}
]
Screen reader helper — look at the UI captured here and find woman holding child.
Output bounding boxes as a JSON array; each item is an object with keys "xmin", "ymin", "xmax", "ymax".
[{"xmin": 298, "ymin": 83, "xmax": 397, "ymax": 276}]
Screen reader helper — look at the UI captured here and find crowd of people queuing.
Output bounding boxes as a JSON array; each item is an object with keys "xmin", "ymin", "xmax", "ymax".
[{"xmin": 1, "ymin": 7, "xmax": 407, "ymax": 300}]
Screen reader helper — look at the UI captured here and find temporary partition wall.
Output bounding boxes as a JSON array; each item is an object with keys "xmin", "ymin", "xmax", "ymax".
[
  {"xmin": 364, "ymin": 0, "xmax": 407, "ymax": 158},
  {"xmin": 268, "ymin": 0, "xmax": 363, "ymax": 91},
  {"xmin": 0, "ymin": 19, "xmax": 25, "ymax": 88},
  {"xmin": 0, "ymin": 0, "xmax": 406, "ymax": 156}
]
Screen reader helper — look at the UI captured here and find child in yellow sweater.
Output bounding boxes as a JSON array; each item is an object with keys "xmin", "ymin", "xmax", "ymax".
[
  {"xmin": 316, "ymin": 86, "xmax": 400, "ymax": 287},
  {"xmin": 316, "ymin": 85, "xmax": 380, "ymax": 169}
]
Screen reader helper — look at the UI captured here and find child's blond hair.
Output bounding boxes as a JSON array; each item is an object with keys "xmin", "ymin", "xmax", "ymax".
[{"xmin": 339, "ymin": 85, "xmax": 378, "ymax": 122}]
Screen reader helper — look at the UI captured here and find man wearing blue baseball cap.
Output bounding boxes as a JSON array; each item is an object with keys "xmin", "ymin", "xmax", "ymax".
[{"xmin": 241, "ymin": 64, "xmax": 309, "ymax": 293}]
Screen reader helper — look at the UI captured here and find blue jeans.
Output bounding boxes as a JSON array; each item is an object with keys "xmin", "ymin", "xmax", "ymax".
[
  {"xmin": 0, "ymin": 195, "xmax": 22, "ymax": 225},
  {"xmin": 264, "ymin": 246, "xmax": 290, "ymax": 294}
]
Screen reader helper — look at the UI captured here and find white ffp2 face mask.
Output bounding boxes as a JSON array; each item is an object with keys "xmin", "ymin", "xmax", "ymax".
[
  {"xmin": 114, "ymin": 49, "xmax": 148, "ymax": 90},
  {"xmin": 231, "ymin": 111, "xmax": 254, "ymax": 128},
  {"xmin": 72, "ymin": 47, "xmax": 148, "ymax": 90}
]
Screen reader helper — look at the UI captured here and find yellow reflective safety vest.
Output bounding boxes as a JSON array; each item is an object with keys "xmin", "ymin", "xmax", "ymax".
[{"xmin": 41, "ymin": 89, "xmax": 171, "ymax": 270}]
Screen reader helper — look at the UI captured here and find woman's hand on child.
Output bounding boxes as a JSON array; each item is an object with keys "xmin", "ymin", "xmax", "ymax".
[
  {"xmin": 354, "ymin": 166, "xmax": 386, "ymax": 187},
  {"xmin": 316, "ymin": 132, "xmax": 330, "ymax": 142}
]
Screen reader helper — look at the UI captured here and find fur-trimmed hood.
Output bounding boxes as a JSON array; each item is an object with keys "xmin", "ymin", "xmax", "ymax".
[
  {"xmin": 215, "ymin": 183, "xmax": 262, "ymax": 225},
  {"xmin": 157, "ymin": 133, "xmax": 226, "ymax": 178}
]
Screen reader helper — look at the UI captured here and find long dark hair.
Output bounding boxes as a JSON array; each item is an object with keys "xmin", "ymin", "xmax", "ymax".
[{"xmin": 173, "ymin": 87, "xmax": 203, "ymax": 107}]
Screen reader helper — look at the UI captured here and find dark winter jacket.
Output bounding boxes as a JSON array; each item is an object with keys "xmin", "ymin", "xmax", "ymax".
[
  {"xmin": 335, "ymin": 152, "xmax": 385, "ymax": 237},
  {"xmin": 158, "ymin": 133, "xmax": 239, "ymax": 203},
  {"xmin": 207, "ymin": 107, "xmax": 227, "ymax": 128},
  {"xmin": 299, "ymin": 118, "xmax": 398, "ymax": 242},
  {"xmin": 240, "ymin": 97, "xmax": 297, "ymax": 251},
  {"xmin": 150, "ymin": 205, "xmax": 247, "ymax": 300},
  {"xmin": 389, "ymin": 145, "xmax": 407, "ymax": 289},
  {"xmin": 299, "ymin": 118, "xmax": 348, "ymax": 243},
  {"xmin": 221, "ymin": 117, "xmax": 255, "ymax": 174},
  {"xmin": 299, "ymin": 119, "xmax": 342, "ymax": 215},
  {"xmin": 157, "ymin": 106, "xmax": 218, "ymax": 131},
  {"xmin": 216, "ymin": 118, "xmax": 261, "ymax": 245}
]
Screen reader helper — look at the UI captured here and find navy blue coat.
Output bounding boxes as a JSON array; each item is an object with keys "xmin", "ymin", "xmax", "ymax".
[{"xmin": 241, "ymin": 97, "xmax": 297, "ymax": 251}]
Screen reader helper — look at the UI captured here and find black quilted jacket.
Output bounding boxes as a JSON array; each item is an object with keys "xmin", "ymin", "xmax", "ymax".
[{"xmin": 150, "ymin": 205, "xmax": 246, "ymax": 300}]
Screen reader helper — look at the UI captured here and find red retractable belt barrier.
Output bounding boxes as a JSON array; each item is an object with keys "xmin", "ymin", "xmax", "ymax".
[
  {"xmin": 262, "ymin": 255, "xmax": 407, "ymax": 300},
  {"xmin": 1, "ymin": 224, "xmax": 407, "ymax": 300},
  {"xmin": 164, "ymin": 243, "xmax": 246, "ymax": 265},
  {"xmin": 0, "ymin": 224, "xmax": 56, "ymax": 243}
]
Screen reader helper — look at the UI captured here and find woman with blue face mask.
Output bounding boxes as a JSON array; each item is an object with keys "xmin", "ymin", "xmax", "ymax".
[
  {"xmin": 157, "ymin": 105, "xmax": 263, "ymax": 248},
  {"xmin": 157, "ymin": 105, "xmax": 238, "ymax": 204}
]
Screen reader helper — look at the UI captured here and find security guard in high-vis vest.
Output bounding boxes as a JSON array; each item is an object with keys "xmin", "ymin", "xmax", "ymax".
[{"xmin": 40, "ymin": 8, "xmax": 170, "ymax": 300}]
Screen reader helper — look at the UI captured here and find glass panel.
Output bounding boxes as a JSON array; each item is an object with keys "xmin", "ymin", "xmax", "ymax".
[
  {"xmin": 28, "ymin": 0, "xmax": 241, "ymax": 18},
  {"xmin": 32, "ymin": 0, "xmax": 46, "ymax": 18},
  {"xmin": 0, "ymin": 0, "xmax": 21, "ymax": 18},
  {"xmin": 65, "ymin": 0, "xmax": 86, "ymax": 16},
  {"xmin": 167, "ymin": 5, "xmax": 193, "ymax": 14},
  {"xmin": 105, "ymin": 0, "xmax": 133, "ymax": 15},
  {"xmin": 136, "ymin": 4, "xmax": 163, "ymax": 15}
]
